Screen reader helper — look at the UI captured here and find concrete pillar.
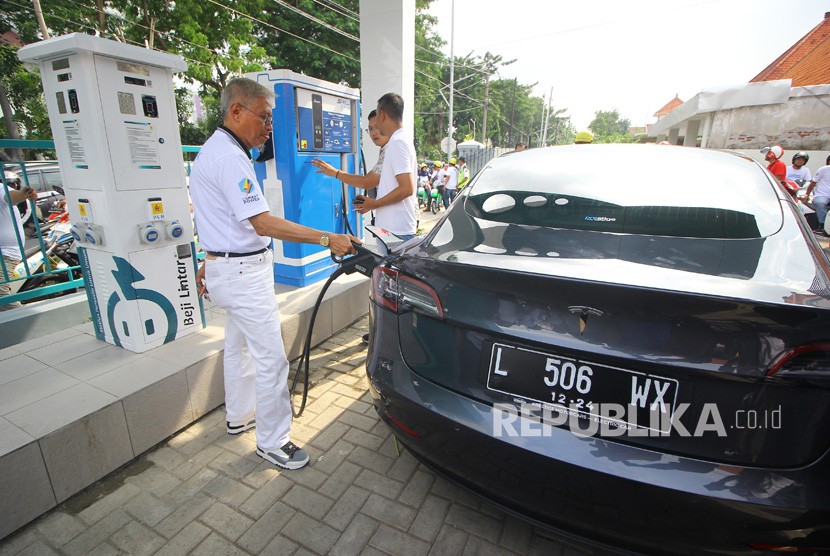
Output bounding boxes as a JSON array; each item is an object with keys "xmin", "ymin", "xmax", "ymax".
[
  {"xmin": 699, "ymin": 114, "xmax": 713, "ymax": 148},
  {"xmin": 359, "ymin": 0, "xmax": 415, "ymax": 168},
  {"xmin": 668, "ymin": 127, "xmax": 680, "ymax": 146},
  {"xmin": 684, "ymin": 120, "xmax": 701, "ymax": 147}
]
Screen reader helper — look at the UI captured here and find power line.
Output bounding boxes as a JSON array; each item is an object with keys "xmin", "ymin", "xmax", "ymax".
[
  {"xmin": 270, "ymin": 0, "xmax": 358, "ymax": 42},
  {"xmin": 205, "ymin": 0, "xmax": 358, "ymax": 62},
  {"xmin": 312, "ymin": 0, "xmax": 359, "ymax": 21}
]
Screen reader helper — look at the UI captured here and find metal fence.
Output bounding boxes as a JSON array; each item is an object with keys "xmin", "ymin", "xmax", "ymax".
[
  {"xmin": 1, "ymin": 140, "xmax": 201, "ymax": 309},
  {"xmin": 462, "ymin": 146, "xmax": 513, "ymax": 180}
]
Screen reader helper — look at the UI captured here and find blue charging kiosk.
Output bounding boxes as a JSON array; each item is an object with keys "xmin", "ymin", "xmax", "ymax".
[{"xmin": 247, "ymin": 70, "xmax": 362, "ymax": 286}]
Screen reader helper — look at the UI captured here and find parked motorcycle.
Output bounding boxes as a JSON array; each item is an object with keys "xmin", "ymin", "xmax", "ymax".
[{"xmin": 8, "ymin": 218, "xmax": 79, "ymax": 298}]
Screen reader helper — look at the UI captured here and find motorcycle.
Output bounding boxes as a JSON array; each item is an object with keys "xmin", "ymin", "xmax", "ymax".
[
  {"xmin": 7, "ymin": 217, "xmax": 79, "ymax": 298},
  {"xmin": 417, "ymin": 184, "xmax": 443, "ymax": 214}
]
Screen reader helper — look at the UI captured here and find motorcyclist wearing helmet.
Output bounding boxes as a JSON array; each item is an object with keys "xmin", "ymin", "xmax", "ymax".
[
  {"xmin": 575, "ymin": 130, "xmax": 594, "ymax": 144},
  {"xmin": 764, "ymin": 145, "xmax": 786, "ymax": 184},
  {"xmin": 786, "ymin": 151, "xmax": 811, "ymax": 186}
]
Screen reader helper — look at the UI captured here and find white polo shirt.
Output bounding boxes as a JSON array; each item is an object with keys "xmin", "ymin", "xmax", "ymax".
[
  {"xmin": 190, "ymin": 128, "xmax": 271, "ymax": 253},
  {"xmin": 375, "ymin": 128, "xmax": 417, "ymax": 236},
  {"xmin": 1, "ymin": 195, "xmax": 25, "ymax": 260}
]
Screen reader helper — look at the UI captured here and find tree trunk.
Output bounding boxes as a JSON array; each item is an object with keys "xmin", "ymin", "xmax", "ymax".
[{"xmin": 0, "ymin": 82, "xmax": 25, "ymax": 161}]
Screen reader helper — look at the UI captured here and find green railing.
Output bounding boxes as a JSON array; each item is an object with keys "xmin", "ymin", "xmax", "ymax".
[{"xmin": 1, "ymin": 139, "xmax": 201, "ymax": 308}]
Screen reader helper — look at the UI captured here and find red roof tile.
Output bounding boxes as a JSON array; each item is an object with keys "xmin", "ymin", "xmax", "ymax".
[
  {"xmin": 653, "ymin": 96, "xmax": 684, "ymax": 118},
  {"xmin": 750, "ymin": 12, "xmax": 830, "ymax": 86}
]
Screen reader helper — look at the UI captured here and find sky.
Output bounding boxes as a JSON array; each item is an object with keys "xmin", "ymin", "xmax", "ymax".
[{"xmin": 425, "ymin": 0, "xmax": 827, "ymax": 132}]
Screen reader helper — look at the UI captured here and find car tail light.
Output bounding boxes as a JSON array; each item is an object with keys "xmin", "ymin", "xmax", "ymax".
[
  {"xmin": 767, "ymin": 342, "xmax": 830, "ymax": 383},
  {"xmin": 371, "ymin": 266, "xmax": 444, "ymax": 319}
]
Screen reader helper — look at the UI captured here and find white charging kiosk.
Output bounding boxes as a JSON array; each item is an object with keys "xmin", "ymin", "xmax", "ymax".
[{"xmin": 18, "ymin": 34, "xmax": 204, "ymax": 353}]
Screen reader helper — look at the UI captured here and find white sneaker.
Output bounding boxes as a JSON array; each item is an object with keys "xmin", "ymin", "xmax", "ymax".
[
  {"xmin": 256, "ymin": 441, "xmax": 310, "ymax": 470},
  {"xmin": 226, "ymin": 419, "xmax": 256, "ymax": 435}
]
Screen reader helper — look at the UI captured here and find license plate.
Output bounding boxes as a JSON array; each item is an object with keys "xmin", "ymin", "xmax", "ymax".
[{"xmin": 487, "ymin": 343, "xmax": 679, "ymax": 433}]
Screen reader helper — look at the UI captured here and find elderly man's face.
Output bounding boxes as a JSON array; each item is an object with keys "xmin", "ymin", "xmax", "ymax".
[{"xmin": 233, "ymin": 96, "xmax": 273, "ymax": 150}]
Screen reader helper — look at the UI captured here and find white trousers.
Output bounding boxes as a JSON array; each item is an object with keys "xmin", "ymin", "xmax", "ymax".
[{"xmin": 205, "ymin": 249, "xmax": 292, "ymax": 450}]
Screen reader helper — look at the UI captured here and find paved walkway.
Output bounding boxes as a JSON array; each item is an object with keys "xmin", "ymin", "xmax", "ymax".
[{"xmin": 0, "ymin": 315, "xmax": 607, "ymax": 556}]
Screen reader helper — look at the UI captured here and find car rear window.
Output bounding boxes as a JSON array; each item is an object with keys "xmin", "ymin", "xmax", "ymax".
[{"xmin": 464, "ymin": 147, "xmax": 783, "ymax": 239}]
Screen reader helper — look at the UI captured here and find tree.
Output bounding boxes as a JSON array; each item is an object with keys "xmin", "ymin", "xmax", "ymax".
[{"xmin": 588, "ymin": 109, "xmax": 633, "ymax": 143}]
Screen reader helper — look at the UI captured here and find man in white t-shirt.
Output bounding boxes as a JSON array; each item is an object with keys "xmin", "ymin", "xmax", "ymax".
[
  {"xmin": 1, "ymin": 180, "xmax": 37, "ymax": 310},
  {"xmin": 786, "ymin": 152, "xmax": 812, "ymax": 185},
  {"xmin": 806, "ymin": 155, "xmax": 830, "ymax": 235},
  {"xmin": 353, "ymin": 92, "xmax": 418, "ymax": 240},
  {"xmin": 191, "ymin": 78, "xmax": 358, "ymax": 470},
  {"xmin": 443, "ymin": 158, "xmax": 459, "ymax": 209}
]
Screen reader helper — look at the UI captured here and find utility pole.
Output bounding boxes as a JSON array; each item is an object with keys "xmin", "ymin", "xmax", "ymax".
[
  {"xmin": 541, "ymin": 86, "xmax": 553, "ymax": 145},
  {"xmin": 445, "ymin": 0, "xmax": 455, "ymax": 162},
  {"xmin": 481, "ymin": 68, "xmax": 491, "ymax": 146}
]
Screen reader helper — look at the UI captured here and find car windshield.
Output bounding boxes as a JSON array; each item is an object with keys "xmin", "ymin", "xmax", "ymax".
[{"xmin": 464, "ymin": 146, "xmax": 782, "ymax": 239}]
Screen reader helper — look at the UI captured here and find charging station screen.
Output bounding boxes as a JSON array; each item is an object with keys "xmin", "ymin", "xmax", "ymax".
[{"xmin": 295, "ymin": 88, "xmax": 352, "ymax": 153}]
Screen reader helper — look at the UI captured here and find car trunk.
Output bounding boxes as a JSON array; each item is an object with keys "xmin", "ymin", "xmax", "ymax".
[{"xmin": 391, "ymin": 248, "xmax": 830, "ymax": 468}]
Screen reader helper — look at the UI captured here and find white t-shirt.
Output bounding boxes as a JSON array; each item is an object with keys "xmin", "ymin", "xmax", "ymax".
[
  {"xmin": 189, "ymin": 128, "xmax": 271, "ymax": 253},
  {"xmin": 375, "ymin": 128, "xmax": 417, "ymax": 236},
  {"xmin": 445, "ymin": 166, "xmax": 459, "ymax": 190},
  {"xmin": 0, "ymin": 194, "xmax": 25, "ymax": 261},
  {"xmin": 786, "ymin": 165, "xmax": 811, "ymax": 184},
  {"xmin": 812, "ymin": 166, "xmax": 830, "ymax": 199},
  {"xmin": 432, "ymin": 168, "xmax": 446, "ymax": 186}
]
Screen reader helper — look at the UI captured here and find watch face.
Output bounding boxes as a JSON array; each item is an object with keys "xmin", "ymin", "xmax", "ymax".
[{"xmin": 321, "ymin": 234, "xmax": 329, "ymax": 247}]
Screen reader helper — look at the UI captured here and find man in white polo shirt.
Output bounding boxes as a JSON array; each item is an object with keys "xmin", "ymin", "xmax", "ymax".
[
  {"xmin": 352, "ymin": 92, "xmax": 417, "ymax": 240},
  {"xmin": 191, "ymin": 78, "xmax": 358, "ymax": 470}
]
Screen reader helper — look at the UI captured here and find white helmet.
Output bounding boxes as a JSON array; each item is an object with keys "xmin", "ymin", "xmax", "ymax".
[
  {"xmin": 763, "ymin": 145, "xmax": 784, "ymax": 161},
  {"xmin": 3, "ymin": 170, "xmax": 21, "ymax": 188}
]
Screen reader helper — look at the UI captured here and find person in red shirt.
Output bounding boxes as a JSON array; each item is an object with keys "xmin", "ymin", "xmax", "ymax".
[{"xmin": 764, "ymin": 145, "xmax": 786, "ymax": 183}]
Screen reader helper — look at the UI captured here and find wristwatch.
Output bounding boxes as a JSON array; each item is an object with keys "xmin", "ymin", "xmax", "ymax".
[{"xmin": 319, "ymin": 233, "xmax": 330, "ymax": 248}]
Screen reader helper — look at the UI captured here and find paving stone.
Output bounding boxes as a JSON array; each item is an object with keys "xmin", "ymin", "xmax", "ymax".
[
  {"xmin": 528, "ymin": 534, "xmax": 567, "ymax": 556},
  {"xmin": 398, "ymin": 469, "xmax": 435, "ymax": 508},
  {"xmin": 0, "ymin": 530, "xmax": 40, "ymax": 556},
  {"xmin": 260, "ymin": 534, "xmax": 299, "ymax": 556},
  {"xmin": 198, "ymin": 502, "xmax": 253, "ymax": 542},
  {"xmin": 153, "ymin": 522, "xmax": 211, "ymax": 556},
  {"xmin": 13, "ymin": 539, "xmax": 59, "ymax": 556},
  {"xmin": 428, "ymin": 525, "xmax": 469, "ymax": 556},
  {"xmin": 191, "ymin": 532, "xmax": 248, "ymax": 556},
  {"xmin": 500, "ymin": 515, "xmax": 535, "ymax": 554},
  {"xmin": 77, "ymin": 484, "xmax": 143, "ymax": 526},
  {"xmin": 329, "ymin": 514, "xmax": 379, "ymax": 556},
  {"xmin": 388, "ymin": 448, "xmax": 421, "ymax": 484},
  {"xmin": 35, "ymin": 511, "xmax": 86, "ymax": 547},
  {"xmin": 360, "ymin": 493, "xmax": 418, "ymax": 530},
  {"xmin": 125, "ymin": 466, "xmax": 182, "ymax": 498},
  {"xmin": 317, "ymin": 461, "xmax": 363, "ymax": 500},
  {"xmin": 240, "ymin": 461, "xmax": 280, "ymax": 490},
  {"xmin": 342, "ymin": 427, "xmax": 385, "ymax": 451},
  {"xmin": 463, "ymin": 534, "xmax": 521, "ymax": 556},
  {"xmin": 324, "ymin": 485, "xmax": 371, "ymax": 531},
  {"xmin": 202, "ymin": 473, "xmax": 255, "ymax": 508},
  {"xmin": 369, "ymin": 524, "xmax": 430, "ymax": 556},
  {"xmin": 408, "ymin": 495, "xmax": 451, "ymax": 543},
  {"xmin": 353, "ymin": 469, "xmax": 405, "ymax": 499},
  {"xmin": 207, "ymin": 449, "xmax": 259, "ymax": 480},
  {"xmin": 280, "ymin": 461, "xmax": 328, "ymax": 490},
  {"xmin": 171, "ymin": 445, "xmax": 223, "ymax": 481},
  {"xmin": 309, "ymin": 438, "xmax": 355, "ymax": 475},
  {"xmin": 333, "ymin": 404, "xmax": 377, "ymax": 430},
  {"xmin": 123, "ymin": 492, "xmax": 176, "ymax": 527},
  {"xmin": 281, "ymin": 513, "xmax": 340, "ymax": 555},
  {"xmin": 347, "ymin": 445, "xmax": 395, "ymax": 475},
  {"xmin": 236, "ymin": 501, "xmax": 293, "ymax": 554},
  {"xmin": 446, "ymin": 502, "xmax": 503, "ymax": 544},
  {"xmin": 281, "ymin": 484, "xmax": 335, "ymax": 520},
  {"xmin": 109, "ymin": 520, "xmax": 166, "ymax": 556},
  {"xmin": 166, "ymin": 468, "xmax": 218, "ymax": 505},
  {"xmin": 145, "ymin": 446, "xmax": 187, "ymax": 471},
  {"xmin": 238, "ymin": 475, "xmax": 293, "ymax": 520},
  {"xmin": 61, "ymin": 510, "xmax": 132, "ymax": 556},
  {"xmin": 154, "ymin": 492, "xmax": 212, "ymax": 539},
  {"xmin": 307, "ymin": 421, "xmax": 351, "ymax": 452}
]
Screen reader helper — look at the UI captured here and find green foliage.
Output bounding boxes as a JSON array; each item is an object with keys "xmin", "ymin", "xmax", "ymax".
[{"xmin": 588, "ymin": 109, "xmax": 634, "ymax": 143}]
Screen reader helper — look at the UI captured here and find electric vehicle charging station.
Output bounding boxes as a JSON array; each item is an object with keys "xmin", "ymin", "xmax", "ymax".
[
  {"xmin": 18, "ymin": 34, "xmax": 204, "ymax": 353},
  {"xmin": 247, "ymin": 70, "xmax": 362, "ymax": 286}
]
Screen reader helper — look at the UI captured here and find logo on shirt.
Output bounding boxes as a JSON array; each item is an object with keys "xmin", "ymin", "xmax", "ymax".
[{"xmin": 239, "ymin": 178, "xmax": 255, "ymax": 195}]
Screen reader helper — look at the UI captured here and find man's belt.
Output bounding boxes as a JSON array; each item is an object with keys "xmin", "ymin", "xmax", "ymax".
[{"xmin": 205, "ymin": 247, "xmax": 268, "ymax": 258}]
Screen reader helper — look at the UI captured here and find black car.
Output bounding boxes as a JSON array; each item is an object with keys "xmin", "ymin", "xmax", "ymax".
[{"xmin": 365, "ymin": 144, "xmax": 830, "ymax": 555}]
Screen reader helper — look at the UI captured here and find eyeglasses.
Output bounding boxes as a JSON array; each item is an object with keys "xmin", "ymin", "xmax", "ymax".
[{"xmin": 239, "ymin": 104, "xmax": 273, "ymax": 126}]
